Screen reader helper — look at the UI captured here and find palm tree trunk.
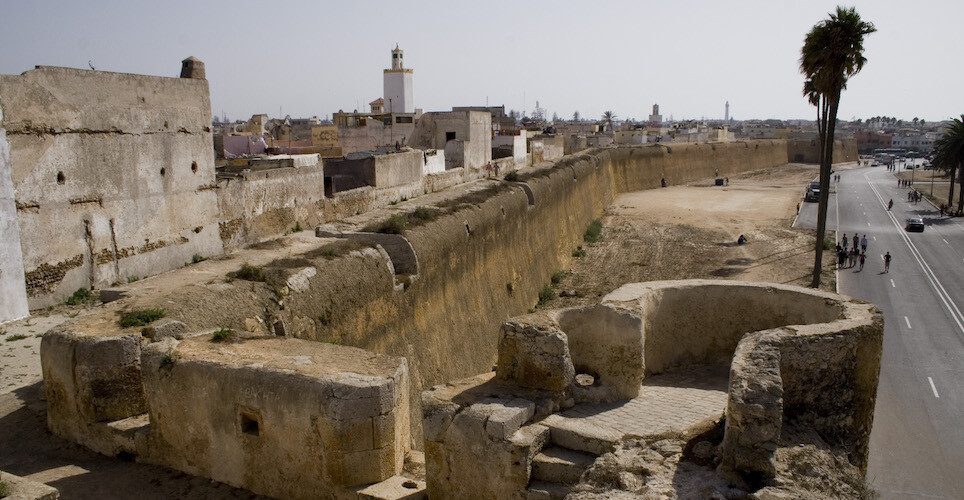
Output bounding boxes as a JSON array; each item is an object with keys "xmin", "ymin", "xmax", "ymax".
[
  {"xmin": 947, "ymin": 161, "xmax": 956, "ymax": 211},
  {"xmin": 810, "ymin": 95, "xmax": 835, "ymax": 288},
  {"xmin": 957, "ymin": 160, "xmax": 964, "ymax": 215}
]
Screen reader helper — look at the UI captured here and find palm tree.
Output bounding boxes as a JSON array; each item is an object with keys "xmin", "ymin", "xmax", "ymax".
[
  {"xmin": 602, "ymin": 111, "xmax": 617, "ymax": 130},
  {"xmin": 800, "ymin": 6, "xmax": 876, "ymax": 288},
  {"xmin": 933, "ymin": 115, "xmax": 964, "ymax": 214}
]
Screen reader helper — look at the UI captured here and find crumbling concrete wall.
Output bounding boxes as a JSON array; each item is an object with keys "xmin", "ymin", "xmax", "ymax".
[
  {"xmin": 0, "ymin": 65, "xmax": 223, "ymax": 308},
  {"xmin": 787, "ymin": 138, "xmax": 858, "ymax": 164},
  {"xmin": 0, "ymin": 105, "xmax": 29, "ymax": 323},
  {"xmin": 217, "ymin": 163, "xmax": 326, "ymax": 251}
]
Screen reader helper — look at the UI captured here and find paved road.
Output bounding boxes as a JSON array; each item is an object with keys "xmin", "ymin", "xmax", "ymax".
[{"xmin": 801, "ymin": 165, "xmax": 964, "ymax": 499}]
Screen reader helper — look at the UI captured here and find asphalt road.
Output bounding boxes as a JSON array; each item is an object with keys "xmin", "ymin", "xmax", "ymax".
[{"xmin": 799, "ymin": 165, "xmax": 964, "ymax": 499}]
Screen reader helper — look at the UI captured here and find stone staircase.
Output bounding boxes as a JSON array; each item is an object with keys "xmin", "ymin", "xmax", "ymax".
[{"xmin": 526, "ymin": 445, "xmax": 598, "ymax": 499}]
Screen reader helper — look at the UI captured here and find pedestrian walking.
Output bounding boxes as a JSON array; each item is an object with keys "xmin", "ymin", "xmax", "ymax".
[
  {"xmin": 837, "ymin": 246, "xmax": 846, "ymax": 269},
  {"xmin": 884, "ymin": 252, "xmax": 892, "ymax": 273},
  {"xmin": 860, "ymin": 234, "xmax": 868, "ymax": 253},
  {"xmin": 888, "ymin": 199, "xmax": 893, "ymax": 210},
  {"xmin": 859, "ymin": 252, "xmax": 865, "ymax": 271},
  {"xmin": 842, "ymin": 234, "xmax": 849, "ymax": 250}
]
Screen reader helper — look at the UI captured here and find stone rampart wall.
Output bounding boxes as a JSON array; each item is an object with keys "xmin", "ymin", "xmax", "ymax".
[
  {"xmin": 787, "ymin": 138, "xmax": 859, "ymax": 164},
  {"xmin": 0, "ymin": 66, "xmax": 222, "ymax": 308}
]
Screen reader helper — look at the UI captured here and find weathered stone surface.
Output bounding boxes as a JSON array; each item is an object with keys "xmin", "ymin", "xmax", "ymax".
[
  {"xmin": 142, "ymin": 319, "xmax": 188, "ymax": 342},
  {"xmin": 719, "ymin": 331, "xmax": 785, "ymax": 487},
  {"xmin": 496, "ymin": 318, "xmax": 574, "ymax": 392},
  {"xmin": 0, "ymin": 470, "xmax": 59, "ymax": 500}
]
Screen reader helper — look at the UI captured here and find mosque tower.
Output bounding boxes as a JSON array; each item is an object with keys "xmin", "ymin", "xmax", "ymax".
[{"xmin": 383, "ymin": 45, "xmax": 414, "ymax": 114}]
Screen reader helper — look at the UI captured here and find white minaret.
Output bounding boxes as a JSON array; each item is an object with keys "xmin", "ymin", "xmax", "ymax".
[
  {"xmin": 383, "ymin": 45, "xmax": 414, "ymax": 114},
  {"xmin": 725, "ymin": 100, "xmax": 730, "ymax": 122}
]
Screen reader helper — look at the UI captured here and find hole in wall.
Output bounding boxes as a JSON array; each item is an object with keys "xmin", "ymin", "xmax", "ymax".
[
  {"xmin": 402, "ymin": 480, "xmax": 418, "ymax": 490},
  {"xmin": 501, "ymin": 207, "xmax": 506, "ymax": 217},
  {"xmin": 160, "ymin": 168, "xmax": 166, "ymax": 177},
  {"xmin": 464, "ymin": 223, "xmax": 472, "ymax": 236},
  {"xmin": 240, "ymin": 411, "xmax": 261, "ymax": 436},
  {"xmin": 191, "ymin": 161, "xmax": 198, "ymax": 173},
  {"xmin": 56, "ymin": 171, "xmax": 65, "ymax": 184}
]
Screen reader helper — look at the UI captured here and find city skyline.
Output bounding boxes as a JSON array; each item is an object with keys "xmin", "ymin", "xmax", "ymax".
[{"xmin": 2, "ymin": 1, "xmax": 960, "ymax": 122}]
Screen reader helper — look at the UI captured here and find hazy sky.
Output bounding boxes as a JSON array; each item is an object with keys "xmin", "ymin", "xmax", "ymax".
[{"xmin": 1, "ymin": 1, "xmax": 960, "ymax": 122}]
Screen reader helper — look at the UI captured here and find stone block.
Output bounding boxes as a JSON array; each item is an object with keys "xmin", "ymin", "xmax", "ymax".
[
  {"xmin": 142, "ymin": 319, "xmax": 187, "ymax": 341},
  {"xmin": 0, "ymin": 470, "xmax": 59, "ymax": 499},
  {"xmin": 496, "ymin": 320, "xmax": 574, "ymax": 392},
  {"xmin": 484, "ymin": 398, "xmax": 535, "ymax": 440}
]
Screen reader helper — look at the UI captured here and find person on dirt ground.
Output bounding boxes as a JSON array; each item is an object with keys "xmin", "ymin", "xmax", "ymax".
[
  {"xmin": 859, "ymin": 252, "xmax": 866, "ymax": 271},
  {"xmin": 860, "ymin": 234, "xmax": 868, "ymax": 253},
  {"xmin": 661, "ymin": 177, "xmax": 667, "ymax": 188},
  {"xmin": 884, "ymin": 252, "xmax": 892, "ymax": 273},
  {"xmin": 737, "ymin": 234, "xmax": 747, "ymax": 245},
  {"xmin": 888, "ymin": 199, "xmax": 893, "ymax": 210}
]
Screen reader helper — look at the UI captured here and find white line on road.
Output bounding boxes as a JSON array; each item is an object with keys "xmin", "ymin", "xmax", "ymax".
[
  {"xmin": 865, "ymin": 172, "xmax": 964, "ymax": 336},
  {"xmin": 942, "ymin": 238, "xmax": 949, "ymax": 245},
  {"xmin": 867, "ymin": 222, "xmax": 871, "ymax": 226},
  {"xmin": 873, "ymin": 236, "xmax": 877, "ymax": 241},
  {"xmin": 904, "ymin": 316, "xmax": 912, "ymax": 329},
  {"xmin": 928, "ymin": 377, "xmax": 940, "ymax": 398},
  {"xmin": 890, "ymin": 279, "xmax": 895, "ymax": 288}
]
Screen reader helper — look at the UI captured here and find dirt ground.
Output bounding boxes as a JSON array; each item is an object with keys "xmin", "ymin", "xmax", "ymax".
[
  {"xmin": 546, "ymin": 163, "xmax": 837, "ymax": 309},
  {"xmin": 896, "ymin": 169, "xmax": 963, "ymax": 210}
]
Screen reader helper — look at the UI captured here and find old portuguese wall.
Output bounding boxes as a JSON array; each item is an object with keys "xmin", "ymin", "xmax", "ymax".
[{"xmin": 0, "ymin": 66, "xmax": 223, "ymax": 308}]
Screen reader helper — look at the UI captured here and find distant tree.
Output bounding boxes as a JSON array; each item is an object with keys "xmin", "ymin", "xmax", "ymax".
[
  {"xmin": 933, "ymin": 115, "xmax": 964, "ymax": 213},
  {"xmin": 573, "ymin": 110, "xmax": 581, "ymax": 122},
  {"xmin": 800, "ymin": 6, "xmax": 875, "ymax": 288},
  {"xmin": 552, "ymin": 112, "xmax": 559, "ymax": 123},
  {"xmin": 920, "ymin": 119, "xmax": 926, "ymax": 126},
  {"xmin": 913, "ymin": 117, "xmax": 919, "ymax": 125},
  {"xmin": 508, "ymin": 109, "xmax": 520, "ymax": 123},
  {"xmin": 602, "ymin": 110, "xmax": 617, "ymax": 129}
]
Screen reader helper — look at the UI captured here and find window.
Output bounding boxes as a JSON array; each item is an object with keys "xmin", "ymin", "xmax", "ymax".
[{"xmin": 445, "ymin": 131, "xmax": 456, "ymax": 142}]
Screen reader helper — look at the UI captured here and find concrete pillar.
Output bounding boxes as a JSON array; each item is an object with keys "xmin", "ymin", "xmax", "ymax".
[
  {"xmin": 180, "ymin": 56, "xmax": 206, "ymax": 80},
  {"xmin": 0, "ymin": 104, "xmax": 30, "ymax": 324}
]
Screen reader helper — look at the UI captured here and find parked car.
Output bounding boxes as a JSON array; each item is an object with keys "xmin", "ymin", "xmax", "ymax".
[
  {"xmin": 804, "ymin": 181, "xmax": 821, "ymax": 202},
  {"xmin": 906, "ymin": 217, "xmax": 925, "ymax": 232}
]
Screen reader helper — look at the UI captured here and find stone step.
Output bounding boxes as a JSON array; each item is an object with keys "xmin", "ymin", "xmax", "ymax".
[
  {"xmin": 543, "ymin": 417, "xmax": 619, "ymax": 456},
  {"xmin": 526, "ymin": 480, "xmax": 571, "ymax": 500},
  {"xmin": 532, "ymin": 446, "xmax": 596, "ymax": 484}
]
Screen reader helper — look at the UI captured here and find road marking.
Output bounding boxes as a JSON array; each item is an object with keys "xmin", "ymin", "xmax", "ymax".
[
  {"xmin": 904, "ymin": 316, "xmax": 912, "ymax": 329},
  {"xmin": 867, "ymin": 222, "xmax": 871, "ymax": 226},
  {"xmin": 865, "ymin": 172, "xmax": 964, "ymax": 336},
  {"xmin": 928, "ymin": 377, "xmax": 940, "ymax": 398},
  {"xmin": 890, "ymin": 279, "xmax": 895, "ymax": 288},
  {"xmin": 943, "ymin": 238, "xmax": 949, "ymax": 245},
  {"xmin": 873, "ymin": 236, "xmax": 877, "ymax": 241}
]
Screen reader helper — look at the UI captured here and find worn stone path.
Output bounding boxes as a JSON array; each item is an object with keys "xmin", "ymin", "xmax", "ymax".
[{"xmin": 544, "ymin": 365, "xmax": 729, "ymax": 444}]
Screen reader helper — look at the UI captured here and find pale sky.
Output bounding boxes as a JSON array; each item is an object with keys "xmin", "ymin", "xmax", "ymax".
[{"xmin": 1, "ymin": 1, "xmax": 960, "ymax": 122}]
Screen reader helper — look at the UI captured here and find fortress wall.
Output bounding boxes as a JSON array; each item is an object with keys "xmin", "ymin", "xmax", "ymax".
[
  {"xmin": 787, "ymin": 138, "xmax": 859, "ymax": 164},
  {"xmin": 287, "ymin": 140, "xmax": 790, "ymax": 390},
  {"xmin": 41, "ymin": 140, "xmax": 790, "ymax": 452},
  {"xmin": 0, "ymin": 66, "xmax": 223, "ymax": 307},
  {"xmin": 217, "ymin": 165, "xmax": 327, "ymax": 251}
]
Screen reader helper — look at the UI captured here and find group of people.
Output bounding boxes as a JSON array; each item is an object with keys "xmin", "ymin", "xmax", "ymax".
[
  {"xmin": 898, "ymin": 179, "xmax": 914, "ymax": 187},
  {"xmin": 907, "ymin": 190, "xmax": 922, "ymax": 203},
  {"xmin": 836, "ymin": 233, "xmax": 869, "ymax": 270},
  {"xmin": 837, "ymin": 233, "xmax": 892, "ymax": 273}
]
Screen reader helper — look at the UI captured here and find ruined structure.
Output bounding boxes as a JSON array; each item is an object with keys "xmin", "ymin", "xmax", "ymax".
[
  {"xmin": 423, "ymin": 280, "xmax": 882, "ymax": 498},
  {"xmin": 0, "ymin": 60, "xmax": 222, "ymax": 309},
  {"xmin": 407, "ymin": 110, "xmax": 492, "ymax": 170}
]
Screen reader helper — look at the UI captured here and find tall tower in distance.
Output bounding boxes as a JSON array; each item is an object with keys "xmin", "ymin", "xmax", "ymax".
[
  {"xmin": 725, "ymin": 100, "xmax": 730, "ymax": 122},
  {"xmin": 648, "ymin": 103, "xmax": 662, "ymax": 125},
  {"xmin": 383, "ymin": 45, "xmax": 414, "ymax": 114}
]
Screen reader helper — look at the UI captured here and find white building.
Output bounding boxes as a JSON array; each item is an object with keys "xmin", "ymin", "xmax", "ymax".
[{"xmin": 383, "ymin": 45, "xmax": 414, "ymax": 114}]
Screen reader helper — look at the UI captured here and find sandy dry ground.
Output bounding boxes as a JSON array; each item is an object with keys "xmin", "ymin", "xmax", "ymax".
[{"xmin": 546, "ymin": 163, "xmax": 836, "ymax": 309}]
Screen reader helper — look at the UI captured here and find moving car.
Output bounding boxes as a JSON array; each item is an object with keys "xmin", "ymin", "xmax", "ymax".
[
  {"xmin": 804, "ymin": 181, "xmax": 821, "ymax": 202},
  {"xmin": 906, "ymin": 217, "xmax": 925, "ymax": 232}
]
